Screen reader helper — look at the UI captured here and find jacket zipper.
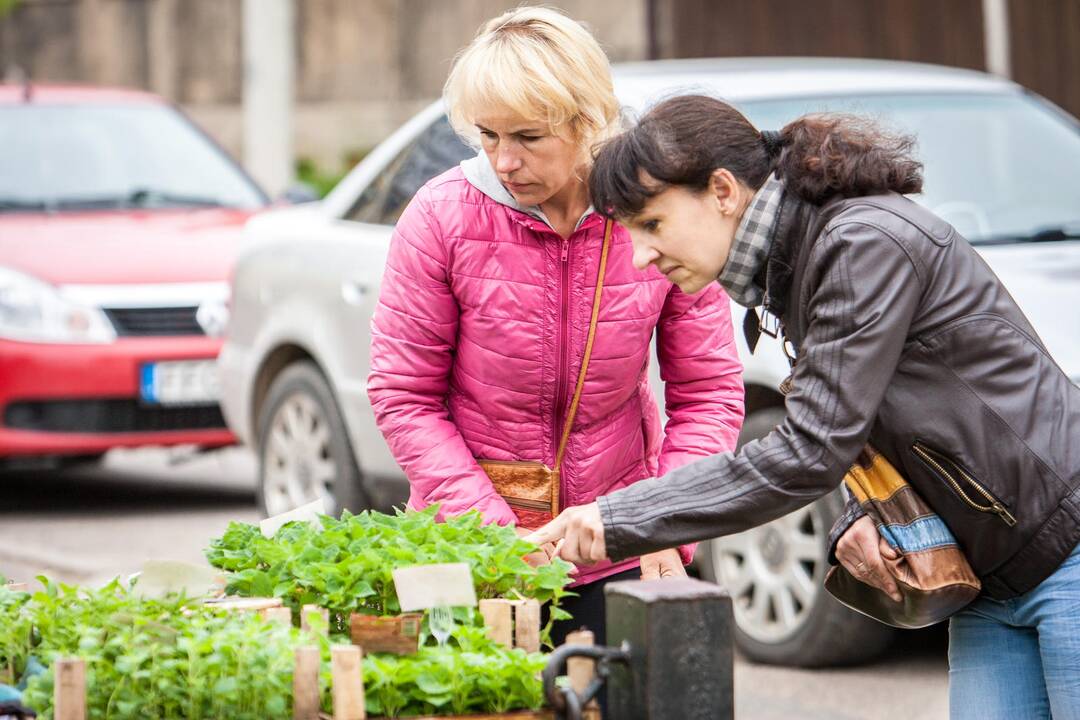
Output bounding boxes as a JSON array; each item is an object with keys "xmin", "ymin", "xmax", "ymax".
[
  {"xmin": 911, "ymin": 441, "xmax": 1017, "ymax": 527},
  {"xmin": 552, "ymin": 237, "xmax": 571, "ymax": 477}
]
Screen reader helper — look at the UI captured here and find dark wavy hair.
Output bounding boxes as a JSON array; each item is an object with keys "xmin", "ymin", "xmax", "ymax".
[{"xmin": 589, "ymin": 94, "xmax": 924, "ymax": 217}]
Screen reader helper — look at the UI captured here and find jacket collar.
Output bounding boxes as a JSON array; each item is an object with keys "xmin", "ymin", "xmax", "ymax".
[{"xmin": 460, "ymin": 152, "xmax": 599, "ymax": 235}]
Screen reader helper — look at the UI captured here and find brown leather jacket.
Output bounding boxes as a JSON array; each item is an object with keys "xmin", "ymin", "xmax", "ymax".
[{"xmin": 598, "ymin": 191, "xmax": 1080, "ymax": 599}]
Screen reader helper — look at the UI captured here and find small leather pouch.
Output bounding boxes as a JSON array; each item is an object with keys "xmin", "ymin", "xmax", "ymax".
[
  {"xmin": 478, "ymin": 460, "xmax": 559, "ymax": 530},
  {"xmin": 477, "ymin": 220, "xmax": 612, "ymax": 530}
]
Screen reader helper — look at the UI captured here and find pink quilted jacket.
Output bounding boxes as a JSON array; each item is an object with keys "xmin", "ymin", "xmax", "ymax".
[{"xmin": 367, "ymin": 163, "xmax": 745, "ymax": 584}]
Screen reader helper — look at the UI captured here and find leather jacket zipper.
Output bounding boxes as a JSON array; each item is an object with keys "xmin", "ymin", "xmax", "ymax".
[{"xmin": 911, "ymin": 441, "xmax": 1017, "ymax": 527}]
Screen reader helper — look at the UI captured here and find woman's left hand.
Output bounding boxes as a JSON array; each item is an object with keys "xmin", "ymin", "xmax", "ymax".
[
  {"xmin": 640, "ymin": 548, "xmax": 687, "ymax": 579},
  {"xmin": 525, "ymin": 502, "xmax": 608, "ymax": 565}
]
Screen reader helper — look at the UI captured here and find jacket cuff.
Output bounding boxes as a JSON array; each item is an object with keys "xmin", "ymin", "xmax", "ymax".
[
  {"xmin": 598, "ymin": 493, "xmax": 635, "ymax": 562},
  {"xmin": 826, "ymin": 495, "xmax": 866, "ymax": 565},
  {"xmin": 479, "ymin": 497, "xmax": 520, "ymax": 528}
]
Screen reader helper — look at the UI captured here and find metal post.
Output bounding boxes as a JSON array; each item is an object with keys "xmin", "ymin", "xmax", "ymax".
[
  {"xmin": 242, "ymin": 0, "xmax": 294, "ymax": 196},
  {"xmin": 982, "ymin": 0, "xmax": 1012, "ymax": 79},
  {"xmin": 604, "ymin": 578, "xmax": 734, "ymax": 720}
]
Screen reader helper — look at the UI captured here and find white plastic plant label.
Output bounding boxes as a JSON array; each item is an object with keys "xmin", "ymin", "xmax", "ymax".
[
  {"xmin": 133, "ymin": 560, "xmax": 226, "ymax": 599},
  {"xmin": 392, "ymin": 562, "xmax": 478, "ymax": 611},
  {"xmin": 259, "ymin": 497, "xmax": 328, "ymax": 538}
]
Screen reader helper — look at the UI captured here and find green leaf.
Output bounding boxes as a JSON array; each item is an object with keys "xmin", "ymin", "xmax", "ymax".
[
  {"xmin": 415, "ymin": 672, "xmax": 452, "ymax": 695},
  {"xmin": 549, "ymin": 606, "xmax": 572, "ymax": 621}
]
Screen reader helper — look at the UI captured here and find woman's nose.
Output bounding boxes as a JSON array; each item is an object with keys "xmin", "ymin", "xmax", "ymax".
[
  {"xmin": 495, "ymin": 145, "xmax": 522, "ymax": 174},
  {"xmin": 631, "ymin": 239, "xmax": 660, "ymax": 271}
]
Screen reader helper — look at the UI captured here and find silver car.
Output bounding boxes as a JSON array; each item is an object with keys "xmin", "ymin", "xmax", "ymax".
[{"xmin": 219, "ymin": 57, "xmax": 1080, "ymax": 666}]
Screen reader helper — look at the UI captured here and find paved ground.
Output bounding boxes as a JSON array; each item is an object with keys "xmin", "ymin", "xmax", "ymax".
[{"xmin": 0, "ymin": 447, "xmax": 949, "ymax": 719}]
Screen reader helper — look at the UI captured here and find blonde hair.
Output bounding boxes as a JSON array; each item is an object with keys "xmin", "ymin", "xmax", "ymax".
[{"xmin": 443, "ymin": 6, "xmax": 621, "ymax": 160}]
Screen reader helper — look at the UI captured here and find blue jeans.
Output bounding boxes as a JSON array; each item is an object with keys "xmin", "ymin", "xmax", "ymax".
[{"xmin": 949, "ymin": 542, "xmax": 1080, "ymax": 719}]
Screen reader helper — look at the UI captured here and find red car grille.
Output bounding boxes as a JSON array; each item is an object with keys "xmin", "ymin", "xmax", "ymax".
[
  {"xmin": 103, "ymin": 306, "xmax": 204, "ymax": 336},
  {"xmin": 4, "ymin": 399, "xmax": 226, "ymax": 433}
]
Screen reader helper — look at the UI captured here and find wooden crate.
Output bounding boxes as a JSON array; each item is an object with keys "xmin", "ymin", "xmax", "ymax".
[
  {"xmin": 349, "ymin": 612, "xmax": 423, "ymax": 655},
  {"xmin": 478, "ymin": 599, "xmax": 541, "ymax": 654}
]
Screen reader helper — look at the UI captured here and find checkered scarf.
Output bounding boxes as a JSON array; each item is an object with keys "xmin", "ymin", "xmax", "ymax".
[{"xmin": 717, "ymin": 175, "xmax": 785, "ymax": 307}]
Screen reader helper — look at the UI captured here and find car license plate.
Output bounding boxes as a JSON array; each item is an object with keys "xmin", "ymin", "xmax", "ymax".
[{"xmin": 140, "ymin": 360, "xmax": 220, "ymax": 405}]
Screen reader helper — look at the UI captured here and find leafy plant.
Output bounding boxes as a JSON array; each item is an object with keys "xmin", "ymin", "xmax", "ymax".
[
  {"xmin": 361, "ymin": 624, "xmax": 546, "ymax": 718},
  {"xmin": 2, "ymin": 578, "xmax": 550, "ymax": 719},
  {"xmin": 0, "ymin": 579, "xmax": 32, "ymax": 685},
  {"xmin": 4, "ymin": 578, "xmax": 327, "ymax": 720},
  {"xmin": 205, "ymin": 505, "xmax": 575, "ymax": 642},
  {"xmin": 3, "ymin": 508, "xmax": 574, "ymax": 718}
]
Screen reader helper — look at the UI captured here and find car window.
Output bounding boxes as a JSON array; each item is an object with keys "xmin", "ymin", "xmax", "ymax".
[
  {"xmin": 346, "ymin": 115, "xmax": 474, "ymax": 226},
  {"xmin": 0, "ymin": 103, "xmax": 266, "ymax": 211},
  {"xmin": 738, "ymin": 93, "xmax": 1080, "ymax": 244}
]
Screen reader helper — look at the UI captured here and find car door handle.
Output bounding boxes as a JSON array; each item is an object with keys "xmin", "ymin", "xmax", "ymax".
[{"xmin": 341, "ymin": 281, "xmax": 368, "ymax": 305}]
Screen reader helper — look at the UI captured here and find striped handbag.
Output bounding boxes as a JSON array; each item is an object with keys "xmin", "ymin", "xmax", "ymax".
[{"xmin": 824, "ymin": 445, "xmax": 981, "ymax": 629}]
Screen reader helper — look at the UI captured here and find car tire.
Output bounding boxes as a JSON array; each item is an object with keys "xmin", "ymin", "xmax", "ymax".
[
  {"xmin": 699, "ymin": 406, "xmax": 895, "ymax": 667},
  {"xmin": 255, "ymin": 361, "xmax": 371, "ymax": 519}
]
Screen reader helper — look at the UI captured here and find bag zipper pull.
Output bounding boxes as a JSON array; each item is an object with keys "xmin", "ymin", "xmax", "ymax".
[{"xmin": 992, "ymin": 502, "xmax": 1018, "ymax": 527}]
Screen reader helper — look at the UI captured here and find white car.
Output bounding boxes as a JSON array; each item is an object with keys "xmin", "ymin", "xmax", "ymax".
[{"xmin": 219, "ymin": 58, "xmax": 1080, "ymax": 666}]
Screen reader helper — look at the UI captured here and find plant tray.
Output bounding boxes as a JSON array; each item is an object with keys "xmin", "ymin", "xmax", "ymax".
[{"xmin": 349, "ymin": 612, "xmax": 423, "ymax": 655}]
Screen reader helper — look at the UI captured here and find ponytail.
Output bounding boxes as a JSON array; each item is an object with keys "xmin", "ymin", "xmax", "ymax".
[{"xmin": 773, "ymin": 114, "xmax": 923, "ymax": 204}]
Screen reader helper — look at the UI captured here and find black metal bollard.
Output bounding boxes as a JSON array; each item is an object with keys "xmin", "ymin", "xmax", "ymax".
[{"xmin": 604, "ymin": 578, "xmax": 734, "ymax": 720}]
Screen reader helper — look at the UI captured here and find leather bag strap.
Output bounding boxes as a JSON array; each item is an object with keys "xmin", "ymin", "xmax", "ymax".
[{"xmin": 553, "ymin": 219, "xmax": 613, "ymax": 472}]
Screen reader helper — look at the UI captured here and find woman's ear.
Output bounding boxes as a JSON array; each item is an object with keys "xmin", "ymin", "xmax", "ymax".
[{"xmin": 709, "ymin": 169, "xmax": 741, "ymax": 216}]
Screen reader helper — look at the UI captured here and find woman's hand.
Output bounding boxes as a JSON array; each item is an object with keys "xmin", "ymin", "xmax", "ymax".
[
  {"xmin": 835, "ymin": 515, "xmax": 903, "ymax": 603},
  {"xmin": 640, "ymin": 548, "xmax": 687, "ymax": 580},
  {"xmin": 515, "ymin": 526, "xmax": 557, "ymax": 567},
  {"xmin": 524, "ymin": 502, "xmax": 608, "ymax": 565}
]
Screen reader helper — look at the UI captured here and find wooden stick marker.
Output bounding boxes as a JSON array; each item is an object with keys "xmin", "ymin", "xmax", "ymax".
[
  {"xmin": 54, "ymin": 657, "xmax": 87, "ymax": 720},
  {"xmin": 262, "ymin": 606, "xmax": 293, "ymax": 625},
  {"xmin": 331, "ymin": 644, "xmax": 366, "ymax": 720},
  {"xmin": 565, "ymin": 629, "xmax": 600, "ymax": 714},
  {"xmin": 293, "ymin": 645, "xmax": 321, "ymax": 720}
]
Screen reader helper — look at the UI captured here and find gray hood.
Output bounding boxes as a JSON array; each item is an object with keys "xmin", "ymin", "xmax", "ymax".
[{"xmin": 460, "ymin": 152, "xmax": 593, "ymax": 232}]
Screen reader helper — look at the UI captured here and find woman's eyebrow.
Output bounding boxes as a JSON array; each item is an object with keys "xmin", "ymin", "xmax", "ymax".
[{"xmin": 474, "ymin": 123, "xmax": 544, "ymax": 133}]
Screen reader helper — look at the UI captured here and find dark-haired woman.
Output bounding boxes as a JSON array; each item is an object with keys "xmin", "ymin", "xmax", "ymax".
[{"xmin": 528, "ymin": 94, "xmax": 1080, "ymax": 718}]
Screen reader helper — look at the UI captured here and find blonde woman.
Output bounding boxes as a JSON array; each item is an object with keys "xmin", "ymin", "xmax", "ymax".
[{"xmin": 367, "ymin": 7, "xmax": 744, "ymax": 647}]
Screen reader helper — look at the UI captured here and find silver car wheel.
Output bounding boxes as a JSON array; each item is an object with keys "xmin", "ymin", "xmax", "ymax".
[
  {"xmin": 710, "ymin": 503, "xmax": 827, "ymax": 644},
  {"xmin": 262, "ymin": 391, "xmax": 337, "ymax": 517}
]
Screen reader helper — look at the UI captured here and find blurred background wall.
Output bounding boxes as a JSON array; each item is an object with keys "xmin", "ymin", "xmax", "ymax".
[{"xmin": 2, "ymin": 0, "xmax": 1077, "ymax": 188}]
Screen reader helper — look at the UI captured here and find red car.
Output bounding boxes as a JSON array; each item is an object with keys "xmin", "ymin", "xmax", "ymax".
[{"xmin": 0, "ymin": 83, "xmax": 269, "ymax": 467}]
